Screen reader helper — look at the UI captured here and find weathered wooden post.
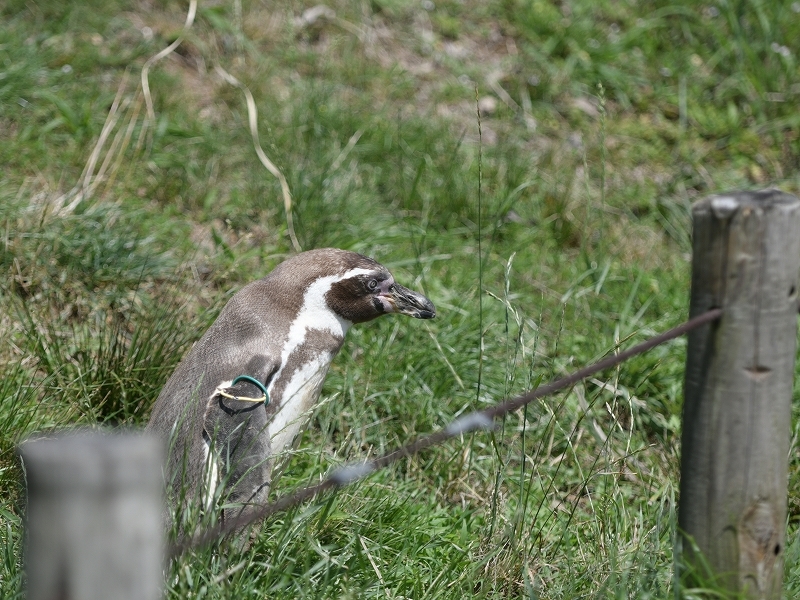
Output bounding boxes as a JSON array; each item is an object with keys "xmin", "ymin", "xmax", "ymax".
[
  {"xmin": 679, "ymin": 189, "xmax": 800, "ymax": 598},
  {"xmin": 19, "ymin": 431, "xmax": 165, "ymax": 600}
]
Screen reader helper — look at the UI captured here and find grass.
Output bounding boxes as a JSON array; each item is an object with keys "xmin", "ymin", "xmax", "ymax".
[{"xmin": 2, "ymin": 0, "xmax": 800, "ymax": 597}]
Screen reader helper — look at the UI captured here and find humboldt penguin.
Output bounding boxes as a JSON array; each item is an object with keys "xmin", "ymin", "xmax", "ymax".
[{"xmin": 146, "ymin": 248, "xmax": 435, "ymax": 527}]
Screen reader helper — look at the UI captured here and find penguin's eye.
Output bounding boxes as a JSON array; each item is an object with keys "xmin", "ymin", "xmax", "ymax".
[{"xmin": 367, "ymin": 279, "xmax": 379, "ymax": 291}]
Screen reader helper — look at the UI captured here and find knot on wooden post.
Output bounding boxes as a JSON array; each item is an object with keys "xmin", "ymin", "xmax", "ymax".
[
  {"xmin": 739, "ymin": 500, "xmax": 780, "ymax": 595},
  {"xmin": 679, "ymin": 189, "xmax": 800, "ymax": 599}
]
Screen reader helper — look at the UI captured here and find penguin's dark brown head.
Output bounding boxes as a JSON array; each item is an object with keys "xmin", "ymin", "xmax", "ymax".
[{"xmin": 322, "ymin": 251, "xmax": 436, "ymax": 324}]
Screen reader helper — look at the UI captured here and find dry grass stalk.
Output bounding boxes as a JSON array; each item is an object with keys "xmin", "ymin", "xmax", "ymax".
[{"xmin": 214, "ymin": 64, "xmax": 301, "ymax": 252}]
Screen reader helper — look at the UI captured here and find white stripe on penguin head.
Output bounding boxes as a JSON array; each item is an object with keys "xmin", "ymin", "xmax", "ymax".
[
  {"xmin": 267, "ymin": 267, "xmax": 374, "ymax": 452},
  {"xmin": 277, "ymin": 267, "xmax": 374, "ymax": 367}
]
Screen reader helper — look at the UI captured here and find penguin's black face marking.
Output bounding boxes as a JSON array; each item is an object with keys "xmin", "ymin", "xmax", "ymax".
[
  {"xmin": 325, "ymin": 271, "xmax": 393, "ymax": 323},
  {"xmin": 326, "ymin": 267, "xmax": 435, "ymax": 324}
]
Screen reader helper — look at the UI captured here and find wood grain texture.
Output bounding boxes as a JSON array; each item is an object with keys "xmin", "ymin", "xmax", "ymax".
[
  {"xmin": 679, "ymin": 189, "xmax": 800, "ymax": 598},
  {"xmin": 20, "ymin": 432, "xmax": 164, "ymax": 600}
]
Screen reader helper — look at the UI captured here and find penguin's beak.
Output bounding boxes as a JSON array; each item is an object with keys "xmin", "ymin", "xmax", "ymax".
[{"xmin": 384, "ymin": 284, "xmax": 436, "ymax": 319}]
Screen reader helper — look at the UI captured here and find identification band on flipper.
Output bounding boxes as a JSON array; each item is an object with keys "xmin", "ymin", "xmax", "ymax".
[{"xmin": 217, "ymin": 375, "xmax": 270, "ymax": 405}]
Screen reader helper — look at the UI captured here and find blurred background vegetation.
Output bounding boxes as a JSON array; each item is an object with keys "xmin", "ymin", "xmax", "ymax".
[{"xmin": 2, "ymin": 0, "xmax": 800, "ymax": 597}]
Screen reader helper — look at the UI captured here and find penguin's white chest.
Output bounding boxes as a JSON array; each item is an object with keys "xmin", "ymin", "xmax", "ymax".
[
  {"xmin": 266, "ymin": 351, "xmax": 335, "ymax": 455},
  {"xmin": 265, "ymin": 270, "xmax": 370, "ymax": 455}
]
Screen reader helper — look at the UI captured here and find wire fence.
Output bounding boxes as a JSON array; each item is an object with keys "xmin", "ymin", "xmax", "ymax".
[{"xmin": 170, "ymin": 307, "xmax": 723, "ymax": 557}]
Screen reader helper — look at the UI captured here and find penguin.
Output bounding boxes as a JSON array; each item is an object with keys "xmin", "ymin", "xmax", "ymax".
[{"xmin": 145, "ymin": 248, "xmax": 435, "ymax": 527}]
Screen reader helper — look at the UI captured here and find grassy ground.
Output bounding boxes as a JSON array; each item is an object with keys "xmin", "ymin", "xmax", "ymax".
[{"xmin": 2, "ymin": 0, "xmax": 800, "ymax": 597}]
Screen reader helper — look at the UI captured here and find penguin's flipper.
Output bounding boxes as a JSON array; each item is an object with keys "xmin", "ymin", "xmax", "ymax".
[{"xmin": 202, "ymin": 378, "xmax": 273, "ymax": 530}]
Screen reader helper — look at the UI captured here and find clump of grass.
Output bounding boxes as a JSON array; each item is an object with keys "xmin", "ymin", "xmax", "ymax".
[{"xmin": 9, "ymin": 291, "xmax": 200, "ymax": 424}]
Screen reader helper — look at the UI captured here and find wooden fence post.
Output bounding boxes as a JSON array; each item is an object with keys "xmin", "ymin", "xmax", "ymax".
[
  {"xmin": 19, "ymin": 431, "xmax": 165, "ymax": 600},
  {"xmin": 679, "ymin": 189, "xmax": 800, "ymax": 598}
]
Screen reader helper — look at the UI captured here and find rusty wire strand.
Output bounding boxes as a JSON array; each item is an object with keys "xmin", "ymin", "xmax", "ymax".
[{"xmin": 170, "ymin": 307, "xmax": 722, "ymax": 557}]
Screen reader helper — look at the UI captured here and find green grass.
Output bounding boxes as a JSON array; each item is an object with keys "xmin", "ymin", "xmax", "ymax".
[{"xmin": 2, "ymin": 0, "xmax": 800, "ymax": 597}]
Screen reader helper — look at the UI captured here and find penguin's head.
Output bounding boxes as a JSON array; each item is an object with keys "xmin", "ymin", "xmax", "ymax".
[
  {"xmin": 270, "ymin": 248, "xmax": 436, "ymax": 325},
  {"xmin": 323, "ymin": 251, "xmax": 435, "ymax": 324}
]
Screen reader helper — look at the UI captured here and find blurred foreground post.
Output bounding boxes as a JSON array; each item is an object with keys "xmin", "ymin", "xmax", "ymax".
[
  {"xmin": 19, "ymin": 432, "xmax": 164, "ymax": 600},
  {"xmin": 679, "ymin": 190, "xmax": 800, "ymax": 598}
]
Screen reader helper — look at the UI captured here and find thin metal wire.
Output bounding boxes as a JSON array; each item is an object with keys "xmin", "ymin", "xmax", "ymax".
[{"xmin": 170, "ymin": 307, "xmax": 722, "ymax": 557}]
